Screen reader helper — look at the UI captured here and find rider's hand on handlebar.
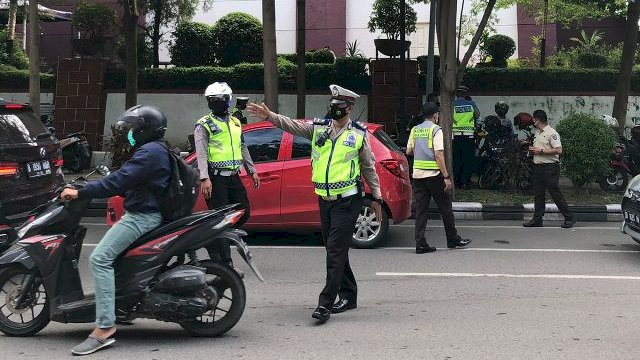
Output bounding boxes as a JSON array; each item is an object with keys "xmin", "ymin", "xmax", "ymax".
[{"xmin": 60, "ymin": 188, "xmax": 79, "ymax": 202}]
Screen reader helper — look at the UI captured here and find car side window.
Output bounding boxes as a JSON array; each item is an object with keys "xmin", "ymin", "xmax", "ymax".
[
  {"xmin": 291, "ymin": 136, "xmax": 312, "ymax": 159},
  {"xmin": 243, "ymin": 128, "xmax": 284, "ymax": 163}
]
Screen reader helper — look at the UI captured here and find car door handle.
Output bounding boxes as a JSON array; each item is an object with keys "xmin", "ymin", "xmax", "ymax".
[{"xmin": 259, "ymin": 175, "xmax": 280, "ymax": 182}]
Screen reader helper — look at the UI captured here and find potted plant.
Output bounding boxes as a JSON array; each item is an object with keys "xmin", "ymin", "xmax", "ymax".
[
  {"xmin": 368, "ymin": 0, "xmax": 417, "ymax": 57},
  {"xmin": 71, "ymin": 1, "xmax": 117, "ymax": 57}
]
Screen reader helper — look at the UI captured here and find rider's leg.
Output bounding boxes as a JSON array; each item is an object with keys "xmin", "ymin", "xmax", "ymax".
[{"xmin": 88, "ymin": 211, "xmax": 162, "ymax": 338}]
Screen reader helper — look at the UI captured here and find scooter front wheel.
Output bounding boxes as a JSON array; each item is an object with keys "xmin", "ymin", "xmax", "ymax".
[
  {"xmin": 180, "ymin": 261, "xmax": 245, "ymax": 337},
  {"xmin": 0, "ymin": 266, "xmax": 50, "ymax": 337}
]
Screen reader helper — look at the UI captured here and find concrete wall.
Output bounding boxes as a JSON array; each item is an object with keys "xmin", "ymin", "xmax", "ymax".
[{"xmin": 103, "ymin": 93, "xmax": 370, "ymax": 147}]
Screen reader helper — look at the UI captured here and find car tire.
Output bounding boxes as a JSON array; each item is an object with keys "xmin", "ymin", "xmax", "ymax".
[{"xmin": 351, "ymin": 198, "xmax": 389, "ymax": 249}]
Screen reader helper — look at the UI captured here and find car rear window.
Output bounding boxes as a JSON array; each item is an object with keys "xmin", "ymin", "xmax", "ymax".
[
  {"xmin": 0, "ymin": 109, "xmax": 50, "ymax": 144},
  {"xmin": 373, "ymin": 129, "xmax": 403, "ymax": 154}
]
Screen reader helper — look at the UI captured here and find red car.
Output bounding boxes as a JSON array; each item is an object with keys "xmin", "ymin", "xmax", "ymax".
[{"xmin": 107, "ymin": 121, "xmax": 412, "ymax": 248}]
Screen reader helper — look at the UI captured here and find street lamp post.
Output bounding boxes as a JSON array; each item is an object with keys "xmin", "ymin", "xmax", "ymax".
[{"xmin": 426, "ymin": 0, "xmax": 437, "ymax": 97}]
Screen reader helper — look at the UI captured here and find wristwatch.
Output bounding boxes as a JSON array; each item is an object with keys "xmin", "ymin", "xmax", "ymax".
[
  {"xmin": 372, "ymin": 197, "xmax": 383, "ymax": 204},
  {"xmin": 443, "ymin": 175, "xmax": 450, "ymax": 179},
  {"xmin": 540, "ymin": 149, "xmax": 544, "ymax": 155}
]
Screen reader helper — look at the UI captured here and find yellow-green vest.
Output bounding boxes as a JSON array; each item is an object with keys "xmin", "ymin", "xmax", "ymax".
[
  {"xmin": 311, "ymin": 120, "xmax": 365, "ymax": 196},
  {"xmin": 453, "ymin": 103, "xmax": 475, "ymax": 135},
  {"xmin": 196, "ymin": 114, "xmax": 243, "ymax": 170},
  {"xmin": 411, "ymin": 121, "xmax": 439, "ymax": 170}
]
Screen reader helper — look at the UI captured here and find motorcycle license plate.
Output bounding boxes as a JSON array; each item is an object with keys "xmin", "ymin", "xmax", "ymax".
[
  {"xmin": 624, "ymin": 211, "xmax": 640, "ymax": 227},
  {"xmin": 26, "ymin": 160, "xmax": 51, "ymax": 178}
]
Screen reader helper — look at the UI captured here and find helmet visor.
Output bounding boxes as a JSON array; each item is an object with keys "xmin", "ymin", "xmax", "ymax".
[{"xmin": 116, "ymin": 106, "xmax": 146, "ymax": 130}]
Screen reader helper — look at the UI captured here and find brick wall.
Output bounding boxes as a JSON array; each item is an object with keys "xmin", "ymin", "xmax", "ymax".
[
  {"xmin": 369, "ymin": 59, "xmax": 420, "ymax": 136},
  {"xmin": 54, "ymin": 58, "xmax": 107, "ymax": 148}
]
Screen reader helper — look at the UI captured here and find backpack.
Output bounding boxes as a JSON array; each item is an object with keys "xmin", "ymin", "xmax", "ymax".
[{"xmin": 156, "ymin": 143, "xmax": 200, "ymax": 221}]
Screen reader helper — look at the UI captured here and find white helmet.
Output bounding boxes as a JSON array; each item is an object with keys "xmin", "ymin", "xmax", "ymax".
[
  {"xmin": 602, "ymin": 114, "xmax": 619, "ymax": 128},
  {"xmin": 204, "ymin": 82, "xmax": 233, "ymax": 105}
]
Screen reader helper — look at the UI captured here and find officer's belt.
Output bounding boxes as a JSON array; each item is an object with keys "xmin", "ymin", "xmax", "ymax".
[
  {"xmin": 319, "ymin": 188, "xmax": 359, "ymax": 201},
  {"xmin": 209, "ymin": 168, "xmax": 240, "ymax": 176}
]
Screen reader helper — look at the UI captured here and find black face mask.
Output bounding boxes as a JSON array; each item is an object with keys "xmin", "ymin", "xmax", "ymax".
[
  {"xmin": 208, "ymin": 101, "xmax": 228, "ymax": 116},
  {"xmin": 330, "ymin": 105, "xmax": 348, "ymax": 120}
]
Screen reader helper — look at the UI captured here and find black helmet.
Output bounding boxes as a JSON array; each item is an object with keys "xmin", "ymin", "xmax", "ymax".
[
  {"xmin": 117, "ymin": 105, "xmax": 167, "ymax": 145},
  {"xmin": 484, "ymin": 115, "xmax": 501, "ymax": 130},
  {"xmin": 495, "ymin": 101, "xmax": 509, "ymax": 117}
]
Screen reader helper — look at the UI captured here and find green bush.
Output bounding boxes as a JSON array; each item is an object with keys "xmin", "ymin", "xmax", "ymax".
[
  {"xmin": 72, "ymin": 1, "xmax": 116, "ymax": 40},
  {"xmin": 309, "ymin": 48, "xmax": 336, "ymax": 64},
  {"xmin": 556, "ymin": 112, "xmax": 618, "ymax": 188},
  {"xmin": 368, "ymin": 0, "xmax": 417, "ymax": 40},
  {"xmin": 0, "ymin": 70, "xmax": 55, "ymax": 89},
  {"xmin": 0, "ymin": 29, "xmax": 29, "ymax": 70},
  {"xmin": 481, "ymin": 34, "xmax": 516, "ymax": 68},
  {"xmin": 575, "ymin": 51, "xmax": 608, "ymax": 69},
  {"xmin": 211, "ymin": 12, "xmax": 263, "ymax": 66},
  {"xmin": 169, "ymin": 22, "xmax": 215, "ymax": 67}
]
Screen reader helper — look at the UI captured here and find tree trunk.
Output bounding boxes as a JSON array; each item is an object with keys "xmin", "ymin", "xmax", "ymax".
[
  {"xmin": 437, "ymin": 0, "xmax": 458, "ymax": 197},
  {"xmin": 612, "ymin": 0, "xmax": 640, "ymax": 133},
  {"xmin": 28, "ymin": 0, "xmax": 40, "ymax": 118},
  {"xmin": 296, "ymin": 0, "xmax": 305, "ymax": 118},
  {"xmin": 262, "ymin": 0, "xmax": 279, "ymax": 112},
  {"xmin": 7, "ymin": 0, "xmax": 18, "ymax": 41},
  {"xmin": 123, "ymin": 0, "xmax": 139, "ymax": 109},
  {"xmin": 152, "ymin": 0, "xmax": 161, "ymax": 68}
]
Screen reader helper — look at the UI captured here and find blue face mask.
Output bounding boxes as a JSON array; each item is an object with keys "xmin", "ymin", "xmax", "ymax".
[{"xmin": 127, "ymin": 130, "xmax": 136, "ymax": 147}]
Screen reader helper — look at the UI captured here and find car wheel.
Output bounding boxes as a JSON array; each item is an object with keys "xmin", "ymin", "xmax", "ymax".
[{"xmin": 351, "ymin": 198, "xmax": 389, "ymax": 249}]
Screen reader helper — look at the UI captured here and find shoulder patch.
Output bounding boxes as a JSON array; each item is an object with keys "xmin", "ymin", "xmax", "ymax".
[
  {"xmin": 552, "ymin": 134, "xmax": 558, "ymax": 140},
  {"xmin": 313, "ymin": 118, "xmax": 331, "ymax": 126},
  {"xmin": 351, "ymin": 120, "xmax": 367, "ymax": 131}
]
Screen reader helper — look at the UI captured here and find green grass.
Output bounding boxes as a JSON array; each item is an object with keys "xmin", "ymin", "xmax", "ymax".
[{"xmin": 455, "ymin": 188, "xmax": 623, "ymax": 205}]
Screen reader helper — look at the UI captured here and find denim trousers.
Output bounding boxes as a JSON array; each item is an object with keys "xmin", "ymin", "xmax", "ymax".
[{"xmin": 90, "ymin": 211, "xmax": 162, "ymax": 328}]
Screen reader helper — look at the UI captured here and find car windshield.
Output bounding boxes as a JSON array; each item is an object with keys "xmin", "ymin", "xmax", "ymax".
[
  {"xmin": 373, "ymin": 129, "xmax": 403, "ymax": 154},
  {"xmin": 0, "ymin": 109, "xmax": 50, "ymax": 145}
]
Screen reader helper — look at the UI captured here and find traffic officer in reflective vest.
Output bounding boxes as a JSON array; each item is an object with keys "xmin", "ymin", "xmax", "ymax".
[
  {"xmin": 453, "ymin": 86, "xmax": 480, "ymax": 189},
  {"xmin": 246, "ymin": 85, "xmax": 383, "ymax": 323},
  {"xmin": 194, "ymin": 82, "xmax": 260, "ymax": 266},
  {"xmin": 407, "ymin": 102, "xmax": 471, "ymax": 253}
]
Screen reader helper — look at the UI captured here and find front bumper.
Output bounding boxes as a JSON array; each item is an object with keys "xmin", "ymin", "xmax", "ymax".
[{"xmin": 621, "ymin": 219, "xmax": 640, "ymax": 245}]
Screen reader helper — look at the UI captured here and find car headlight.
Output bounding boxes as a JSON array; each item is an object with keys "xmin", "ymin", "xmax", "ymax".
[{"xmin": 625, "ymin": 175, "xmax": 640, "ymax": 198}]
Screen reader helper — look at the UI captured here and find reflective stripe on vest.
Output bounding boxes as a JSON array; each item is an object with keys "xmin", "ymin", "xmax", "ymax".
[
  {"xmin": 311, "ymin": 125, "xmax": 364, "ymax": 196},
  {"xmin": 196, "ymin": 114, "xmax": 243, "ymax": 170},
  {"xmin": 453, "ymin": 104, "xmax": 475, "ymax": 134},
  {"xmin": 411, "ymin": 121, "xmax": 439, "ymax": 170}
]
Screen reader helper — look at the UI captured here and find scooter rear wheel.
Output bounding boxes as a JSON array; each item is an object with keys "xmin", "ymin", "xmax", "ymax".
[
  {"xmin": 0, "ymin": 266, "xmax": 50, "ymax": 337},
  {"xmin": 180, "ymin": 261, "xmax": 245, "ymax": 337}
]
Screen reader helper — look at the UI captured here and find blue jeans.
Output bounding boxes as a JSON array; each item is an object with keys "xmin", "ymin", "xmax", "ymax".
[{"xmin": 90, "ymin": 211, "xmax": 162, "ymax": 328}]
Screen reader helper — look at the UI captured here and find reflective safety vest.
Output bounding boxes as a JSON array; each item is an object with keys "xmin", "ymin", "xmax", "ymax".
[
  {"xmin": 196, "ymin": 114, "xmax": 243, "ymax": 170},
  {"xmin": 311, "ymin": 119, "xmax": 366, "ymax": 196},
  {"xmin": 411, "ymin": 121, "xmax": 440, "ymax": 170},
  {"xmin": 453, "ymin": 101, "xmax": 475, "ymax": 135}
]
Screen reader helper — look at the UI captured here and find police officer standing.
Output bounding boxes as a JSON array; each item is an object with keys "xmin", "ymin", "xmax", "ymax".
[
  {"xmin": 408, "ymin": 102, "xmax": 471, "ymax": 253},
  {"xmin": 194, "ymin": 82, "xmax": 260, "ymax": 266},
  {"xmin": 523, "ymin": 110, "xmax": 575, "ymax": 229},
  {"xmin": 247, "ymin": 85, "xmax": 383, "ymax": 323},
  {"xmin": 453, "ymin": 86, "xmax": 480, "ymax": 189}
]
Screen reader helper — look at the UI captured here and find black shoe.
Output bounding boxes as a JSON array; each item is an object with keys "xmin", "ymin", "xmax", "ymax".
[
  {"xmin": 523, "ymin": 219, "xmax": 543, "ymax": 228},
  {"xmin": 447, "ymin": 236, "xmax": 471, "ymax": 249},
  {"xmin": 561, "ymin": 219, "xmax": 576, "ymax": 229},
  {"xmin": 416, "ymin": 245, "xmax": 437, "ymax": 254},
  {"xmin": 332, "ymin": 299, "xmax": 357, "ymax": 314},
  {"xmin": 312, "ymin": 306, "xmax": 331, "ymax": 322}
]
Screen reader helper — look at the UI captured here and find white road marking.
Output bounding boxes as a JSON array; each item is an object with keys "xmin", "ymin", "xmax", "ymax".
[
  {"xmin": 376, "ymin": 272, "xmax": 640, "ymax": 280},
  {"xmin": 79, "ymin": 244, "xmax": 639, "ymax": 253}
]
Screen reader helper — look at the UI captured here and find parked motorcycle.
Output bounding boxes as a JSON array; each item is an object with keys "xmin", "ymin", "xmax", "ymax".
[
  {"xmin": 41, "ymin": 115, "xmax": 92, "ymax": 173},
  {"xmin": 0, "ymin": 166, "xmax": 263, "ymax": 337},
  {"xmin": 598, "ymin": 141, "xmax": 629, "ymax": 191}
]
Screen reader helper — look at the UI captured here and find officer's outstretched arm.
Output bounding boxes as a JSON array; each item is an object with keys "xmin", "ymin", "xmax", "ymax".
[{"xmin": 247, "ymin": 102, "xmax": 313, "ymax": 140}]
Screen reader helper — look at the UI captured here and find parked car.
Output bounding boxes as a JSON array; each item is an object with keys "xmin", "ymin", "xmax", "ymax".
[
  {"xmin": 107, "ymin": 121, "xmax": 412, "ymax": 248},
  {"xmin": 0, "ymin": 100, "xmax": 64, "ymax": 226}
]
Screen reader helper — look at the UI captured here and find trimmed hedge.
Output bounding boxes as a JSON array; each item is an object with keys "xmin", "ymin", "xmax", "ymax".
[{"xmin": 5, "ymin": 67, "xmax": 640, "ymax": 94}]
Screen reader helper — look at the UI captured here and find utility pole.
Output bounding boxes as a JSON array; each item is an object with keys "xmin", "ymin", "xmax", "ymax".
[
  {"xmin": 399, "ymin": 0, "xmax": 407, "ymax": 140},
  {"xmin": 426, "ymin": 0, "xmax": 437, "ymax": 98},
  {"xmin": 28, "ymin": 0, "xmax": 40, "ymax": 118},
  {"xmin": 540, "ymin": 0, "xmax": 548, "ymax": 67}
]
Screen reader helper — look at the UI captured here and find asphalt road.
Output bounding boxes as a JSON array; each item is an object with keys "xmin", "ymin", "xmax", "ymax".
[{"xmin": 2, "ymin": 220, "xmax": 640, "ymax": 360}]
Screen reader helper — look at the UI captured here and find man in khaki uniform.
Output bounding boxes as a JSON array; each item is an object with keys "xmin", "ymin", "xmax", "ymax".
[{"xmin": 523, "ymin": 110, "xmax": 575, "ymax": 228}]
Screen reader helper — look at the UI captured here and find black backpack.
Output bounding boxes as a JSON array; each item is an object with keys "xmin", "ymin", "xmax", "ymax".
[{"xmin": 156, "ymin": 144, "xmax": 200, "ymax": 221}]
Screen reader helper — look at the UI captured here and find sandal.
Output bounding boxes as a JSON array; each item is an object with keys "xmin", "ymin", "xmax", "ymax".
[{"xmin": 71, "ymin": 335, "xmax": 116, "ymax": 356}]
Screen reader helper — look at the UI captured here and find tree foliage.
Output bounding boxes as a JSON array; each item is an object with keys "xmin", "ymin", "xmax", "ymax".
[
  {"xmin": 211, "ymin": 12, "xmax": 263, "ymax": 66},
  {"xmin": 369, "ymin": 0, "xmax": 418, "ymax": 40},
  {"xmin": 72, "ymin": 1, "xmax": 117, "ymax": 40}
]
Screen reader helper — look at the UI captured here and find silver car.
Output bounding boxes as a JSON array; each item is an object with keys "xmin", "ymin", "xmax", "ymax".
[{"xmin": 621, "ymin": 175, "xmax": 640, "ymax": 243}]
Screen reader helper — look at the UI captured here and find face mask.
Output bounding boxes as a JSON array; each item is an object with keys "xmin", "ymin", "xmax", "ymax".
[
  {"xmin": 127, "ymin": 129, "xmax": 136, "ymax": 147},
  {"xmin": 209, "ymin": 101, "xmax": 229, "ymax": 116},
  {"xmin": 330, "ymin": 105, "xmax": 347, "ymax": 120}
]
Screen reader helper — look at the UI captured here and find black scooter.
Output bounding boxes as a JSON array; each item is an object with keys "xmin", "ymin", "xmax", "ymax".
[
  {"xmin": 0, "ymin": 170, "xmax": 263, "ymax": 337},
  {"xmin": 41, "ymin": 115, "xmax": 92, "ymax": 173}
]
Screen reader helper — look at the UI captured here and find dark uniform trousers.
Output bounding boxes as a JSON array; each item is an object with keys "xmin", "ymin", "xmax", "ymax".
[
  {"xmin": 317, "ymin": 194, "xmax": 363, "ymax": 309},
  {"xmin": 205, "ymin": 172, "xmax": 251, "ymax": 263},
  {"xmin": 531, "ymin": 163, "xmax": 573, "ymax": 221},
  {"xmin": 413, "ymin": 175, "xmax": 458, "ymax": 245},
  {"xmin": 453, "ymin": 135, "xmax": 475, "ymax": 186}
]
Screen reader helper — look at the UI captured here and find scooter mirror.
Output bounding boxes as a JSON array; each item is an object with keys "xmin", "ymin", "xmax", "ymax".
[
  {"xmin": 236, "ymin": 97, "xmax": 249, "ymax": 110},
  {"xmin": 96, "ymin": 165, "xmax": 110, "ymax": 176}
]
